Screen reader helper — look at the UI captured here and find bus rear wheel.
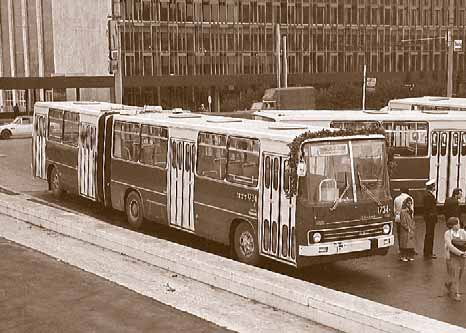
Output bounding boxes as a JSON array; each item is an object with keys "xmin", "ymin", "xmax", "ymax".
[
  {"xmin": 234, "ymin": 222, "xmax": 260, "ymax": 266},
  {"xmin": 125, "ymin": 191, "xmax": 145, "ymax": 230},
  {"xmin": 49, "ymin": 167, "xmax": 63, "ymax": 197}
]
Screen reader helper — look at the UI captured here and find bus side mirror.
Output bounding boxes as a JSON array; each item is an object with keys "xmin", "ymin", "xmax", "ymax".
[{"xmin": 297, "ymin": 161, "xmax": 306, "ymax": 177}]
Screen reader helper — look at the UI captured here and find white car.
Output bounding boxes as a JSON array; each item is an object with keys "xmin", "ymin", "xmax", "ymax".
[{"xmin": 0, "ymin": 116, "xmax": 33, "ymax": 139}]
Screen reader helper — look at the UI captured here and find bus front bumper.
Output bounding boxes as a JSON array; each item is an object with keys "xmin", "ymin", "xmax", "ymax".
[{"xmin": 298, "ymin": 235, "xmax": 394, "ymax": 256}]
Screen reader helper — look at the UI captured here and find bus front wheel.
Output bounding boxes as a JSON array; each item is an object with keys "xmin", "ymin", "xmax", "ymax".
[
  {"xmin": 234, "ymin": 222, "xmax": 260, "ymax": 266},
  {"xmin": 125, "ymin": 191, "xmax": 145, "ymax": 230},
  {"xmin": 49, "ymin": 167, "xmax": 63, "ymax": 197}
]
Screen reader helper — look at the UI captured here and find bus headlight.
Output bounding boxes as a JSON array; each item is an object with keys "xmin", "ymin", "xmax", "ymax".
[
  {"xmin": 312, "ymin": 232, "xmax": 322, "ymax": 243},
  {"xmin": 382, "ymin": 224, "xmax": 391, "ymax": 235}
]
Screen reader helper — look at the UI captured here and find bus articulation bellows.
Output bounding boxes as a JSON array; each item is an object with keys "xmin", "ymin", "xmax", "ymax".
[{"xmin": 33, "ymin": 101, "xmax": 394, "ymax": 268}]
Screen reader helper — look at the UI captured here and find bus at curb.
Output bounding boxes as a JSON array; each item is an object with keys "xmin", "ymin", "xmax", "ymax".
[
  {"xmin": 33, "ymin": 101, "xmax": 394, "ymax": 268},
  {"xmin": 254, "ymin": 108, "xmax": 466, "ymax": 208}
]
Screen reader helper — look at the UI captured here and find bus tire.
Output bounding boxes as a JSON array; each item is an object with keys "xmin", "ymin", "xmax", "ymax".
[
  {"xmin": 233, "ymin": 222, "xmax": 260, "ymax": 266},
  {"xmin": 125, "ymin": 191, "xmax": 145, "ymax": 230},
  {"xmin": 1, "ymin": 130, "xmax": 11, "ymax": 139},
  {"xmin": 49, "ymin": 167, "xmax": 63, "ymax": 197}
]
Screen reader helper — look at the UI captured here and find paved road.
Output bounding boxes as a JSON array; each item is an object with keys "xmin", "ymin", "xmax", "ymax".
[
  {"xmin": 2, "ymin": 138, "xmax": 466, "ymax": 328},
  {"xmin": 0, "ymin": 237, "xmax": 231, "ymax": 333}
]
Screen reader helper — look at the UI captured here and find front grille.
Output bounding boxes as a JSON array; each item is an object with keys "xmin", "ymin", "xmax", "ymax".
[{"xmin": 321, "ymin": 222, "xmax": 386, "ymax": 242}]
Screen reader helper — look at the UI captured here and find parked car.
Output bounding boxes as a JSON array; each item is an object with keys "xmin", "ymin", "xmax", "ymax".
[{"xmin": 0, "ymin": 116, "xmax": 33, "ymax": 139}]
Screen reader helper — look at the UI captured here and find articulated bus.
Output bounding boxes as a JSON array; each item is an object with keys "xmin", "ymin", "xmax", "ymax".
[
  {"xmin": 254, "ymin": 109, "xmax": 466, "ymax": 208},
  {"xmin": 33, "ymin": 101, "xmax": 393, "ymax": 268},
  {"xmin": 387, "ymin": 96, "xmax": 466, "ymax": 112}
]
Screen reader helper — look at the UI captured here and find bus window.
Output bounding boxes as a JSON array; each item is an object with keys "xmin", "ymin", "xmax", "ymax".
[
  {"xmin": 197, "ymin": 132, "xmax": 227, "ymax": 180},
  {"xmin": 272, "ymin": 157, "xmax": 279, "ymax": 190},
  {"xmin": 113, "ymin": 121, "xmax": 140, "ymax": 162},
  {"xmin": 63, "ymin": 111, "xmax": 79, "ymax": 146},
  {"xmin": 382, "ymin": 121, "xmax": 428, "ymax": 157},
  {"xmin": 330, "ymin": 121, "xmax": 379, "ymax": 131},
  {"xmin": 265, "ymin": 156, "xmax": 271, "ymax": 189},
  {"xmin": 140, "ymin": 125, "xmax": 168, "ymax": 168},
  {"xmin": 226, "ymin": 136, "xmax": 260, "ymax": 187},
  {"xmin": 48, "ymin": 108, "xmax": 64, "ymax": 142}
]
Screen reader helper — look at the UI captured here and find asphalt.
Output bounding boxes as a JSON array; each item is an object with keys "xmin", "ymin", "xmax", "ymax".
[{"xmin": 0, "ymin": 237, "xmax": 231, "ymax": 333}]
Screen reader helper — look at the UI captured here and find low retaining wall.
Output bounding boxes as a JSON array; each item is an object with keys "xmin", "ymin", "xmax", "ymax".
[{"xmin": 0, "ymin": 190, "xmax": 463, "ymax": 333}]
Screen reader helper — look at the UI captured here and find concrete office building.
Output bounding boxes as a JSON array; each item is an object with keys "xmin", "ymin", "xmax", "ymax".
[
  {"xmin": 0, "ymin": 0, "xmax": 112, "ymax": 112},
  {"xmin": 109, "ymin": 0, "xmax": 466, "ymax": 112}
]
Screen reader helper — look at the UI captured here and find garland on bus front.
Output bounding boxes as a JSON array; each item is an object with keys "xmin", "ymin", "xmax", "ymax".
[{"xmin": 286, "ymin": 127, "xmax": 388, "ymax": 198}]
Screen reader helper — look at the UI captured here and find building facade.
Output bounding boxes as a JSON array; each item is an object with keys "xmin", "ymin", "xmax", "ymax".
[
  {"xmin": 0, "ymin": 0, "xmax": 112, "ymax": 112},
  {"xmin": 110, "ymin": 0, "xmax": 466, "ymax": 112}
]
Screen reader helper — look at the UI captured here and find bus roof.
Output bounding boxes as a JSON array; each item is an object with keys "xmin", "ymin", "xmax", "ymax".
[
  {"xmin": 115, "ymin": 112, "xmax": 329, "ymax": 143},
  {"xmin": 114, "ymin": 111, "xmax": 385, "ymax": 144},
  {"xmin": 387, "ymin": 96, "xmax": 466, "ymax": 110},
  {"xmin": 35, "ymin": 101, "xmax": 141, "ymax": 116},
  {"xmin": 254, "ymin": 109, "xmax": 466, "ymax": 123}
]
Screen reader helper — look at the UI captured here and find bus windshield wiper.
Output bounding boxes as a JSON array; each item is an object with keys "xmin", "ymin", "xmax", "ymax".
[
  {"xmin": 357, "ymin": 171, "xmax": 383, "ymax": 207},
  {"xmin": 330, "ymin": 174, "xmax": 350, "ymax": 212}
]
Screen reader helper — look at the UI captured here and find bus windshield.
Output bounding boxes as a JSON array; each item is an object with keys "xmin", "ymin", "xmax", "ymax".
[{"xmin": 298, "ymin": 139, "xmax": 390, "ymax": 206}]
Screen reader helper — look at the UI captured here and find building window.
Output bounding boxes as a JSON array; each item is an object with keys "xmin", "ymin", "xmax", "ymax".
[{"xmin": 4, "ymin": 90, "xmax": 13, "ymax": 111}]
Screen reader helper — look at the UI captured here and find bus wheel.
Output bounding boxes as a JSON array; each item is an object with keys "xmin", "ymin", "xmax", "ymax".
[
  {"xmin": 1, "ymin": 130, "xmax": 11, "ymax": 139},
  {"xmin": 49, "ymin": 167, "xmax": 63, "ymax": 197},
  {"xmin": 234, "ymin": 222, "xmax": 260, "ymax": 266},
  {"xmin": 125, "ymin": 191, "xmax": 145, "ymax": 230}
]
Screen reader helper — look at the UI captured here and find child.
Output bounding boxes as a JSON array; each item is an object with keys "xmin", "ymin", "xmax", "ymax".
[{"xmin": 444, "ymin": 217, "xmax": 466, "ymax": 301}]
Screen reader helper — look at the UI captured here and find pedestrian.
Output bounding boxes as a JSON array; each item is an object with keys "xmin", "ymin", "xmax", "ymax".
[
  {"xmin": 393, "ymin": 187, "xmax": 413, "ymax": 258},
  {"xmin": 444, "ymin": 188, "xmax": 463, "ymax": 228},
  {"xmin": 423, "ymin": 179, "xmax": 438, "ymax": 259},
  {"xmin": 399, "ymin": 197, "xmax": 416, "ymax": 262},
  {"xmin": 13, "ymin": 103, "xmax": 19, "ymax": 117},
  {"xmin": 444, "ymin": 217, "xmax": 466, "ymax": 301}
]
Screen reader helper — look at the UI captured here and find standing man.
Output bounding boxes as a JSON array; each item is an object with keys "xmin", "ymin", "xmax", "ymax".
[
  {"xmin": 394, "ymin": 187, "xmax": 413, "ymax": 259},
  {"xmin": 444, "ymin": 188, "xmax": 463, "ymax": 228},
  {"xmin": 423, "ymin": 179, "xmax": 438, "ymax": 259},
  {"xmin": 13, "ymin": 103, "xmax": 19, "ymax": 117}
]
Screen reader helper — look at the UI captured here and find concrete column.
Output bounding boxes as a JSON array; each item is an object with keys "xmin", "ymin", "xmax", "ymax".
[
  {"xmin": 7, "ymin": 0, "xmax": 17, "ymax": 105},
  {"xmin": 0, "ymin": 2, "xmax": 4, "ymax": 110},
  {"xmin": 215, "ymin": 87, "xmax": 220, "ymax": 113},
  {"xmin": 36, "ymin": 0, "xmax": 44, "ymax": 101},
  {"xmin": 21, "ymin": 0, "xmax": 31, "ymax": 111}
]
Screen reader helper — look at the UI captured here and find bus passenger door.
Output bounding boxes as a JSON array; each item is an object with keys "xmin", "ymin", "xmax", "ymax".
[
  {"xmin": 260, "ymin": 154, "xmax": 296, "ymax": 265},
  {"xmin": 168, "ymin": 139, "xmax": 195, "ymax": 231},
  {"xmin": 33, "ymin": 114, "xmax": 47, "ymax": 179},
  {"xmin": 459, "ymin": 132, "xmax": 466, "ymax": 204},
  {"xmin": 447, "ymin": 131, "xmax": 461, "ymax": 199},
  {"xmin": 430, "ymin": 131, "xmax": 449, "ymax": 203},
  {"xmin": 78, "ymin": 123, "xmax": 97, "ymax": 200}
]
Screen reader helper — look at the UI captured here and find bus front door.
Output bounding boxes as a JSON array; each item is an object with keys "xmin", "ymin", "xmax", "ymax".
[
  {"xmin": 33, "ymin": 114, "xmax": 47, "ymax": 179},
  {"xmin": 260, "ymin": 154, "xmax": 296, "ymax": 265},
  {"xmin": 78, "ymin": 123, "xmax": 97, "ymax": 200},
  {"xmin": 169, "ymin": 139, "xmax": 195, "ymax": 231}
]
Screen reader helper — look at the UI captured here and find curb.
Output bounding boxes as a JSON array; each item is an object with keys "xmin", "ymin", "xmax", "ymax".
[{"xmin": 0, "ymin": 191, "xmax": 464, "ymax": 333}]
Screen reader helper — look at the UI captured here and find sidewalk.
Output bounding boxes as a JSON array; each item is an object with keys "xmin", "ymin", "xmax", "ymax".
[
  {"xmin": 0, "ymin": 214, "xmax": 334, "ymax": 333},
  {"xmin": 0, "ymin": 236, "xmax": 231, "ymax": 333}
]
